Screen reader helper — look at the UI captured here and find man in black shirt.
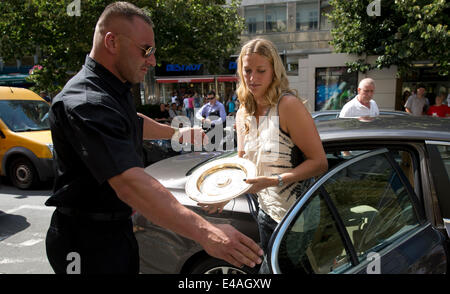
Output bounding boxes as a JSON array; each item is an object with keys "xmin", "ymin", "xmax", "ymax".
[{"xmin": 45, "ymin": 2, "xmax": 262, "ymax": 274}]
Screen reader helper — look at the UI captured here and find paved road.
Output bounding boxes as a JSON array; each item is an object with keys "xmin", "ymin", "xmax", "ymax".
[{"xmin": 0, "ymin": 179, "xmax": 54, "ymax": 274}]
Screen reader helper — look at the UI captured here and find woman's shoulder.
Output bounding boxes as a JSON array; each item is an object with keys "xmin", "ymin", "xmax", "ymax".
[{"xmin": 278, "ymin": 94, "xmax": 306, "ymax": 113}]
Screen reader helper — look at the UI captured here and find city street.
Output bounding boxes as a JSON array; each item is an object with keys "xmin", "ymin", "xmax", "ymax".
[{"xmin": 0, "ymin": 179, "xmax": 54, "ymax": 274}]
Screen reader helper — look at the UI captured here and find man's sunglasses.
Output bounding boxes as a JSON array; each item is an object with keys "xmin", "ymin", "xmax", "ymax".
[
  {"xmin": 206, "ymin": 97, "xmax": 215, "ymax": 100},
  {"xmin": 120, "ymin": 34, "xmax": 156, "ymax": 58}
]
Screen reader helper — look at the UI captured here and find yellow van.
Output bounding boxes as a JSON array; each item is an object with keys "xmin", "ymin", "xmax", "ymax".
[{"xmin": 0, "ymin": 86, "xmax": 53, "ymax": 189}]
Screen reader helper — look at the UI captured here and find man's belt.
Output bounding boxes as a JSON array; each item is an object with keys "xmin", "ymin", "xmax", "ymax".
[{"xmin": 57, "ymin": 207, "xmax": 131, "ymax": 222}]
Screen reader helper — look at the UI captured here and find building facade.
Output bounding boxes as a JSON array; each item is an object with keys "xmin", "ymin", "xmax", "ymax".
[
  {"xmin": 2, "ymin": 1, "xmax": 447, "ymax": 109},
  {"xmin": 238, "ymin": 0, "xmax": 449, "ymax": 112},
  {"xmin": 149, "ymin": 0, "xmax": 407, "ymax": 111}
]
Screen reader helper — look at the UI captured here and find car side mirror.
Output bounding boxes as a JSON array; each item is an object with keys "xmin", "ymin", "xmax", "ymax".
[{"xmin": 0, "ymin": 130, "xmax": 5, "ymax": 139}]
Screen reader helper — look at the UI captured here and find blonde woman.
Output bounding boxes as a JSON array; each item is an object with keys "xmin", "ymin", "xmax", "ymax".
[{"xmin": 201, "ymin": 38, "xmax": 327, "ymax": 265}]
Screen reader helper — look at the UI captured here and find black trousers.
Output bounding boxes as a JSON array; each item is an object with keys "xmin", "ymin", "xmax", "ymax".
[
  {"xmin": 45, "ymin": 210, "xmax": 139, "ymax": 274},
  {"xmin": 257, "ymin": 209, "xmax": 278, "ymax": 274}
]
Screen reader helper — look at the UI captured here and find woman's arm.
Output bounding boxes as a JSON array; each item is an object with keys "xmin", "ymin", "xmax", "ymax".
[
  {"xmin": 236, "ymin": 107, "xmax": 246, "ymax": 158},
  {"xmin": 277, "ymin": 95, "xmax": 328, "ymax": 184}
]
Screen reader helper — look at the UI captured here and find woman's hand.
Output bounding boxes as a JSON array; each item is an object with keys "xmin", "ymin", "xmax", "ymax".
[
  {"xmin": 244, "ymin": 176, "xmax": 277, "ymax": 194},
  {"xmin": 198, "ymin": 201, "xmax": 229, "ymax": 214}
]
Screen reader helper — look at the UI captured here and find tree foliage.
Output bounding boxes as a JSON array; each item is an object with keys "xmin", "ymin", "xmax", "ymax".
[
  {"xmin": 0, "ymin": 0, "xmax": 243, "ymax": 94},
  {"xmin": 327, "ymin": 0, "xmax": 450, "ymax": 76}
]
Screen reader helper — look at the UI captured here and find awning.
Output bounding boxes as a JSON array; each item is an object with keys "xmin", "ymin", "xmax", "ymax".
[
  {"xmin": 0, "ymin": 73, "xmax": 31, "ymax": 85},
  {"xmin": 156, "ymin": 76, "xmax": 239, "ymax": 84},
  {"xmin": 156, "ymin": 77, "xmax": 214, "ymax": 84},
  {"xmin": 217, "ymin": 76, "xmax": 238, "ymax": 82}
]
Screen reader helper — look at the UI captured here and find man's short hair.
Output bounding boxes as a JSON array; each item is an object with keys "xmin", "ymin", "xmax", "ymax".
[
  {"xmin": 358, "ymin": 78, "xmax": 375, "ymax": 89},
  {"xmin": 207, "ymin": 90, "xmax": 216, "ymax": 97},
  {"xmin": 97, "ymin": 2, "xmax": 153, "ymax": 32},
  {"xmin": 416, "ymin": 83, "xmax": 426, "ymax": 89}
]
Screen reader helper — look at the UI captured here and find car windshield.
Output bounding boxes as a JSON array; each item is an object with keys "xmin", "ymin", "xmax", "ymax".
[{"xmin": 0, "ymin": 100, "xmax": 50, "ymax": 132}]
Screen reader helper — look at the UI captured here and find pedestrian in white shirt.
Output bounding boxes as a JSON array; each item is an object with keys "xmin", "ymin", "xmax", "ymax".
[{"xmin": 339, "ymin": 78, "xmax": 379, "ymax": 118}]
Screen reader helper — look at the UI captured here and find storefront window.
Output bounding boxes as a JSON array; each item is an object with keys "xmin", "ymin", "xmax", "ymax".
[
  {"xmin": 296, "ymin": 0, "xmax": 318, "ymax": 31},
  {"xmin": 266, "ymin": 4, "xmax": 287, "ymax": 33},
  {"xmin": 315, "ymin": 67, "xmax": 357, "ymax": 111},
  {"xmin": 245, "ymin": 6, "xmax": 264, "ymax": 34}
]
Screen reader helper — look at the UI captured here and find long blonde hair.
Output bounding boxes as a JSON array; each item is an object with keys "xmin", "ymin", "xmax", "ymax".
[{"xmin": 236, "ymin": 38, "xmax": 297, "ymax": 132}]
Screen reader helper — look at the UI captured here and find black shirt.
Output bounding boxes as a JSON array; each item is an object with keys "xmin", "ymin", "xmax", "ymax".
[
  {"xmin": 45, "ymin": 56, "xmax": 144, "ymax": 214},
  {"xmin": 155, "ymin": 109, "xmax": 170, "ymax": 120}
]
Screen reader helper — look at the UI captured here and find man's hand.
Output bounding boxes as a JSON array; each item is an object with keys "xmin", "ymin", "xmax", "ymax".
[
  {"xmin": 110, "ymin": 168, "xmax": 262, "ymax": 269},
  {"xmin": 176, "ymin": 127, "xmax": 209, "ymax": 145},
  {"xmin": 201, "ymin": 224, "xmax": 263, "ymax": 269}
]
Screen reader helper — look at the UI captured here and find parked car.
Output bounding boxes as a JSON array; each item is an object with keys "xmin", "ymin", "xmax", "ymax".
[
  {"xmin": 0, "ymin": 86, "xmax": 54, "ymax": 189},
  {"xmin": 142, "ymin": 111, "xmax": 409, "ymax": 166},
  {"xmin": 311, "ymin": 109, "xmax": 410, "ymax": 122},
  {"xmin": 133, "ymin": 115, "xmax": 450, "ymax": 274}
]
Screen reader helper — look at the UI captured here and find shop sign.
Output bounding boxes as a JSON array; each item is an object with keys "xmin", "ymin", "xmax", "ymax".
[
  {"xmin": 228, "ymin": 61, "xmax": 237, "ymax": 71},
  {"xmin": 166, "ymin": 64, "xmax": 203, "ymax": 72}
]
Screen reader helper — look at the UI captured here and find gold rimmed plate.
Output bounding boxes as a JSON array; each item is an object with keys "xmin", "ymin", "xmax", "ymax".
[{"xmin": 185, "ymin": 156, "xmax": 256, "ymax": 204}]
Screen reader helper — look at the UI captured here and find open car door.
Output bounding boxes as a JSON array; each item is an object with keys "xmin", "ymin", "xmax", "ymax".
[{"xmin": 268, "ymin": 148, "xmax": 448, "ymax": 274}]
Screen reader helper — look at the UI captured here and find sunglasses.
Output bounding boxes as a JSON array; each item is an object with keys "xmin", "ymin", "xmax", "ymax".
[
  {"xmin": 119, "ymin": 34, "xmax": 156, "ymax": 58},
  {"xmin": 206, "ymin": 97, "xmax": 215, "ymax": 100}
]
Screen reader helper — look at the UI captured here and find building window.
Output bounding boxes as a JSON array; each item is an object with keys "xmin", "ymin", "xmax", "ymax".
[
  {"xmin": 296, "ymin": 0, "xmax": 318, "ymax": 31},
  {"xmin": 266, "ymin": 4, "xmax": 287, "ymax": 33},
  {"xmin": 244, "ymin": 6, "xmax": 264, "ymax": 34},
  {"xmin": 320, "ymin": 0, "xmax": 332, "ymax": 30}
]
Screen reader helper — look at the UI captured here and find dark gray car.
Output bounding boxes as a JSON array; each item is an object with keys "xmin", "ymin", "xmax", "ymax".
[{"xmin": 133, "ymin": 115, "xmax": 450, "ymax": 274}]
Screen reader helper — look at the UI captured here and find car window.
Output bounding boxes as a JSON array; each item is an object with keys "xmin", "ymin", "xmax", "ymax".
[
  {"xmin": 324, "ymin": 153, "xmax": 420, "ymax": 261},
  {"xmin": 275, "ymin": 149, "xmax": 420, "ymax": 274},
  {"xmin": 435, "ymin": 145, "xmax": 450, "ymax": 181},
  {"xmin": 425, "ymin": 142, "xmax": 450, "ymax": 220},
  {"xmin": 0, "ymin": 100, "xmax": 50, "ymax": 132},
  {"xmin": 277, "ymin": 192, "xmax": 351, "ymax": 274},
  {"xmin": 327, "ymin": 149, "xmax": 415, "ymax": 188}
]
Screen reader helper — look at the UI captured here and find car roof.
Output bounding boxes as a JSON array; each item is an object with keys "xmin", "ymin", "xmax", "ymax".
[
  {"xmin": 316, "ymin": 115, "xmax": 450, "ymax": 142},
  {"xmin": 0, "ymin": 86, "xmax": 44, "ymax": 101},
  {"xmin": 312, "ymin": 109, "xmax": 410, "ymax": 117}
]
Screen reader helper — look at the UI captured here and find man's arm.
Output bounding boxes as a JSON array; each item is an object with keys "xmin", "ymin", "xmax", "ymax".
[
  {"xmin": 138, "ymin": 112, "xmax": 175, "ymax": 140},
  {"xmin": 195, "ymin": 104, "xmax": 206, "ymax": 122},
  {"xmin": 210, "ymin": 103, "xmax": 227, "ymax": 126},
  {"xmin": 108, "ymin": 168, "xmax": 263, "ymax": 268},
  {"xmin": 138, "ymin": 112, "xmax": 207, "ymax": 146},
  {"xmin": 404, "ymin": 96, "xmax": 412, "ymax": 113},
  {"xmin": 338, "ymin": 104, "xmax": 349, "ymax": 118}
]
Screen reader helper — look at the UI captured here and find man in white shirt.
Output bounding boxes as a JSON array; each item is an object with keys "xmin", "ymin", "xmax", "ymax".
[{"xmin": 339, "ymin": 78, "xmax": 379, "ymax": 118}]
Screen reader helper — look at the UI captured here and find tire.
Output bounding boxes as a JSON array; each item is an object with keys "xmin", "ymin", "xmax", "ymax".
[
  {"xmin": 188, "ymin": 257, "xmax": 259, "ymax": 274},
  {"xmin": 8, "ymin": 157, "xmax": 38, "ymax": 190}
]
